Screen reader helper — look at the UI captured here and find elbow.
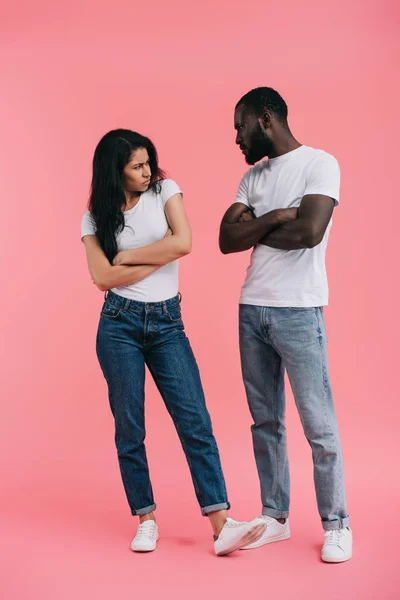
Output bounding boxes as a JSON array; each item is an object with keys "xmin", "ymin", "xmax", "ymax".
[
  {"xmin": 176, "ymin": 238, "xmax": 192, "ymax": 258},
  {"xmin": 219, "ymin": 234, "xmax": 233, "ymax": 255},
  {"xmin": 302, "ymin": 227, "xmax": 323, "ymax": 249},
  {"xmin": 303, "ymin": 236, "xmax": 323, "ymax": 249},
  {"xmin": 95, "ymin": 279, "xmax": 109, "ymax": 292}
]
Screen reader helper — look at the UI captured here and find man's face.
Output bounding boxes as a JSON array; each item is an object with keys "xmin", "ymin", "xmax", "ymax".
[{"xmin": 234, "ymin": 105, "xmax": 274, "ymax": 165}]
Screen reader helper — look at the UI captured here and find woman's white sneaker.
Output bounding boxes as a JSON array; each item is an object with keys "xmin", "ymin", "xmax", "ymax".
[
  {"xmin": 131, "ymin": 520, "xmax": 159, "ymax": 552},
  {"xmin": 321, "ymin": 527, "xmax": 352, "ymax": 563},
  {"xmin": 214, "ymin": 517, "xmax": 267, "ymax": 556},
  {"xmin": 240, "ymin": 515, "xmax": 290, "ymax": 549}
]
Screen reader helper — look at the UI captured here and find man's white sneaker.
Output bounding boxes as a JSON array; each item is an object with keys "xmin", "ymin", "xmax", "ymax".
[
  {"xmin": 214, "ymin": 517, "xmax": 267, "ymax": 556},
  {"xmin": 321, "ymin": 527, "xmax": 352, "ymax": 563},
  {"xmin": 131, "ymin": 520, "xmax": 159, "ymax": 552},
  {"xmin": 241, "ymin": 515, "xmax": 290, "ymax": 549}
]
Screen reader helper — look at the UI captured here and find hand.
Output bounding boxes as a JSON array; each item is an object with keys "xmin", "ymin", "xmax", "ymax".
[
  {"xmin": 239, "ymin": 209, "xmax": 256, "ymax": 222},
  {"xmin": 276, "ymin": 208, "xmax": 298, "ymax": 223},
  {"xmin": 112, "ymin": 251, "xmax": 128, "ymax": 266}
]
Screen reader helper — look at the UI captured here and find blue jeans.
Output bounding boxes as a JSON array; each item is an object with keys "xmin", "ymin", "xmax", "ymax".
[
  {"xmin": 239, "ymin": 305, "xmax": 350, "ymax": 531},
  {"xmin": 96, "ymin": 291, "xmax": 229, "ymax": 516}
]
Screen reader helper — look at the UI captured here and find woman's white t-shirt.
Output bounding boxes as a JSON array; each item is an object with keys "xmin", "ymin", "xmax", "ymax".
[{"xmin": 81, "ymin": 179, "xmax": 182, "ymax": 302}]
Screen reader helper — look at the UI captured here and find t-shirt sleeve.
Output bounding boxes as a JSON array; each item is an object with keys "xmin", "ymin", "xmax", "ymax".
[
  {"xmin": 161, "ymin": 179, "xmax": 183, "ymax": 207},
  {"xmin": 81, "ymin": 211, "xmax": 97, "ymax": 239},
  {"xmin": 234, "ymin": 172, "xmax": 250, "ymax": 207},
  {"xmin": 304, "ymin": 153, "xmax": 341, "ymax": 206}
]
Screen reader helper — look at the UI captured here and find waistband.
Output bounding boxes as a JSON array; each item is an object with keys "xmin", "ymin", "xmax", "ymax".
[{"xmin": 104, "ymin": 290, "xmax": 182, "ymax": 312}]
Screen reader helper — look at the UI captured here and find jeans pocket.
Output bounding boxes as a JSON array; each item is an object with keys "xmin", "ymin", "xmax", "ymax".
[
  {"xmin": 166, "ymin": 304, "xmax": 182, "ymax": 322},
  {"xmin": 101, "ymin": 303, "xmax": 122, "ymax": 319}
]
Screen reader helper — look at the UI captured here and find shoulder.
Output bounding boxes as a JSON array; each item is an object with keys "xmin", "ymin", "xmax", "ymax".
[
  {"xmin": 80, "ymin": 210, "xmax": 96, "ymax": 239},
  {"xmin": 159, "ymin": 178, "xmax": 182, "ymax": 192},
  {"xmin": 304, "ymin": 146, "xmax": 339, "ymax": 168},
  {"xmin": 157, "ymin": 178, "xmax": 183, "ymax": 206}
]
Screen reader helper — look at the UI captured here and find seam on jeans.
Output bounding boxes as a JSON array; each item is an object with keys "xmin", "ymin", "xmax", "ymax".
[
  {"xmin": 272, "ymin": 351, "xmax": 281, "ymax": 512},
  {"xmin": 316, "ymin": 307, "xmax": 343, "ymax": 517}
]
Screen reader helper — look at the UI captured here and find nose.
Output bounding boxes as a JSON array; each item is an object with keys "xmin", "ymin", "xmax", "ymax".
[
  {"xmin": 235, "ymin": 132, "xmax": 242, "ymax": 145},
  {"xmin": 144, "ymin": 164, "xmax": 151, "ymax": 178}
]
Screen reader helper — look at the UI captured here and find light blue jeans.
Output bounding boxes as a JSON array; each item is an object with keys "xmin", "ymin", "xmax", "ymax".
[{"xmin": 239, "ymin": 305, "xmax": 350, "ymax": 531}]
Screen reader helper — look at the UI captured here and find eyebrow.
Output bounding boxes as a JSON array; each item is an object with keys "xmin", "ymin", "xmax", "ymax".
[{"xmin": 132, "ymin": 161, "xmax": 148, "ymax": 166}]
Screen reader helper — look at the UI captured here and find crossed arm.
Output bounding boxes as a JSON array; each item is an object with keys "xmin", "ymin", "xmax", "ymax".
[
  {"xmin": 82, "ymin": 193, "xmax": 191, "ymax": 291},
  {"xmin": 219, "ymin": 194, "xmax": 335, "ymax": 254}
]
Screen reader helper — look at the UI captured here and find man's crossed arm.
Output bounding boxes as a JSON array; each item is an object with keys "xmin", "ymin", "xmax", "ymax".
[{"xmin": 219, "ymin": 195, "xmax": 335, "ymax": 254}]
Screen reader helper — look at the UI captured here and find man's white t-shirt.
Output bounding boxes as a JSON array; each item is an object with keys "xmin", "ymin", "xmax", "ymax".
[
  {"xmin": 81, "ymin": 179, "xmax": 182, "ymax": 302},
  {"xmin": 235, "ymin": 145, "xmax": 340, "ymax": 307}
]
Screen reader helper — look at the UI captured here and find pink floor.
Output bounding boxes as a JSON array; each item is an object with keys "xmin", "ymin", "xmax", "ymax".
[{"xmin": 2, "ymin": 440, "xmax": 398, "ymax": 600}]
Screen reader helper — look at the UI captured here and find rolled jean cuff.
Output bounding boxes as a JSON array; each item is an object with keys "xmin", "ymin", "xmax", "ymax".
[
  {"xmin": 262, "ymin": 507, "xmax": 289, "ymax": 519},
  {"xmin": 322, "ymin": 516, "xmax": 350, "ymax": 531},
  {"xmin": 201, "ymin": 502, "xmax": 230, "ymax": 516},
  {"xmin": 131, "ymin": 503, "xmax": 156, "ymax": 516}
]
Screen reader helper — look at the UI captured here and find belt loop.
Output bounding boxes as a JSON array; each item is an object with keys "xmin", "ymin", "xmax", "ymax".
[
  {"xmin": 178, "ymin": 292, "xmax": 182, "ymax": 303},
  {"xmin": 104, "ymin": 290, "xmax": 109, "ymax": 300},
  {"xmin": 162, "ymin": 302, "xmax": 167, "ymax": 315},
  {"xmin": 124, "ymin": 298, "xmax": 130, "ymax": 311}
]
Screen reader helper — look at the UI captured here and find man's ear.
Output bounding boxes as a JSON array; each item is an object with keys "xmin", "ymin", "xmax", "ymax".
[{"xmin": 258, "ymin": 110, "xmax": 272, "ymax": 134}]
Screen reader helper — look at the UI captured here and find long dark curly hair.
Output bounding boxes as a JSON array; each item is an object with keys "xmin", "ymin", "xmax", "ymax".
[{"xmin": 88, "ymin": 129, "xmax": 166, "ymax": 263}]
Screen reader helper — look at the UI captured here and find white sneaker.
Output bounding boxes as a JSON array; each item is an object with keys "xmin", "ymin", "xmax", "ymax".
[
  {"xmin": 214, "ymin": 517, "xmax": 267, "ymax": 556},
  {"xmin": 241, "ymin": 515, "xmax": 290, "ymax": 549},
  {"xmin": 131, "ymin": 520, "xmax": 159, "ymax": 552},
  {"xmin": 321, "ymin": 527, "xmax": 352, "ymax": 563}
]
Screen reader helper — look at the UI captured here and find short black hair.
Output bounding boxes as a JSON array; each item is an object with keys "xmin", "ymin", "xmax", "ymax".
[{"xmin": 236, "ymin": 87, "xmax": 288, "ymax": 125}]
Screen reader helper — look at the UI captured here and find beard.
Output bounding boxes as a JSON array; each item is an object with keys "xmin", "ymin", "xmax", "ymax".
[{"xmin": 244, "ymin": 122, "xmax": 274, "ymax": 165}]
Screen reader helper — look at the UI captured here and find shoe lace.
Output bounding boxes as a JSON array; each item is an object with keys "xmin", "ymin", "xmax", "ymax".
[
  {"xmin": 325, "ymin": 529, "xmax": 344, "ymax": 546},
  {"xmin": 226, "ymin": 518, "xmax": 247, "ymax": 527},
  {"xmin": 136, "ymin": 521, "xmax": 156, "ymax": 540}
]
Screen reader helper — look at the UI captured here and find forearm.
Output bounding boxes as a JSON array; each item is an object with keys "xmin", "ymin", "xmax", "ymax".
[
  {"xmin": 219, "ymin": 209, "xmax": 290, "ymax": 254},
  {"xmin": 258, "ymin": 218, "xmax": 321, "ymax": 250},
  {"xmin": 98, "ymin": 265, "xmax": 159, "ymax": 291},
  {"xmin": 120, "ymin": 235, "xmax": 191, "ymax": 265}
]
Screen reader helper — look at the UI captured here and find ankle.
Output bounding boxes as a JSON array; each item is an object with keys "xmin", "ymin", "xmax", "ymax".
[
  {"xmin": 139, "ymin": 512, "xmax": 156, "ymax": 524},
  {"xmin": 208, "ymin": 510, "xmax": 228, "ymax": 535}
]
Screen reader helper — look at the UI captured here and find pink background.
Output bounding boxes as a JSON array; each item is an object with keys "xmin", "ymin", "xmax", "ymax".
[{"xmin": 1, "ymin": 1, "xmax": 399, "ymax": 598}]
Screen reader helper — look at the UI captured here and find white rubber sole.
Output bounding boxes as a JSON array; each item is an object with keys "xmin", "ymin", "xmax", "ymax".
[
  {"xmin": 240, "ymin": 529, "xmax": 291, "ymax": 550},
  {"xmin": 216, "ymin": 523, "xmax": 267, "ymax": 556},
  {"xmin": 131, "ymin": 533, "xmax": 159, "ymax": 552},
  {"xmin": 321, "ymin": 552, "xmax": 352, "ymax": 563}
]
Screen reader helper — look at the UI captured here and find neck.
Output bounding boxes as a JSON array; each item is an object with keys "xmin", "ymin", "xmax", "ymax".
[
  {"xmin": 268, "ymin": 131, "xmax": 301, "ymax": 159},
  {"xmin": 124, "ymin": 191, "xmax": 140, "ymax": 211}
]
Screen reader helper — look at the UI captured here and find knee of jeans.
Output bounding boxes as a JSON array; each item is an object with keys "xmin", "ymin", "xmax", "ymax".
[
  {"xmin": 308, "ymin": 434, "xmax": 341, "ymax": 460},
  {"xmin": 115, "ymin": 421, "xmax": 145, "ymax": 448}
]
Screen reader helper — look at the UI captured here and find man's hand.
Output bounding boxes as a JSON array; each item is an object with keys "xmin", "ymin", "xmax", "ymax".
[
  {"xmin": 276, "ymin": 207, "xmax": 298, "ymax": 223},
  {"xmin": 239, "ymin": 208, "xmax": 256, "ymax": 222}
]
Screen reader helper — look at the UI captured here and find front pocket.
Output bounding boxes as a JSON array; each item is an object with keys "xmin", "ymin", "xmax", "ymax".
[
  {"xmin": 167, "ymin": 304, "xmax": 182, "ymax": 322},
  {"xmin": 101, "ymin": 304, "xmax": 121, "ymax": 319}
]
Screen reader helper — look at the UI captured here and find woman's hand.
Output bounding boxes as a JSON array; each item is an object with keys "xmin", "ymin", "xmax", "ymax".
[
  {"xmin": 112, "ymin": 251, "xmax": 128, "ymax": 266},
  {"xmin": 112, "ymin": 228, "xmax": 172, "ymax": 266}
]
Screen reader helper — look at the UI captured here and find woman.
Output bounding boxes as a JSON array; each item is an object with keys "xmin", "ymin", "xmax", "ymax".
[{"xmin": 81, "ymin": 129, "xmax": 266, "ymax": 555}]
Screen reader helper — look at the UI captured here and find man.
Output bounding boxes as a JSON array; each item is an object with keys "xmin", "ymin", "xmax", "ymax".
[{"xmin": 219, "ymin": 87, "xmax": 352, "ymax": 563}]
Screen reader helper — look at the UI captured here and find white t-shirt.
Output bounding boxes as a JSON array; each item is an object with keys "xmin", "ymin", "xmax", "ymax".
[
  {"xmin": 235, "ymin": 145, "xmax": 340, "ymax": 307},
  {"xmin": 81, "ymin": 179, "xmax": 182, "ymax": 302}
]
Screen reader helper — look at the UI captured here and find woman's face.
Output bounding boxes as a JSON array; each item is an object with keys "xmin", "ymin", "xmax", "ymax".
[{"xmin": 122, "ymin": 147, "xmax": 152, "ymax": 194}]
